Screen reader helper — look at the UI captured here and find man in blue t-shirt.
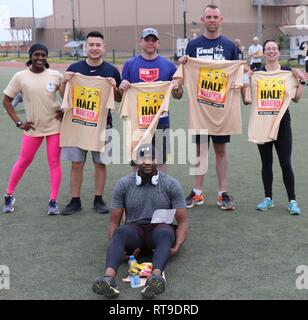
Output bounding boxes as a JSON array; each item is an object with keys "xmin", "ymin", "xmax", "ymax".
[
  {"xmin": 180, "ymin": 4, "xmax": 238, "ymax": 211},
  {"xmin": 59, "ymin": 31, "xmax": 122, "ymax": 216},
  {"xmin": 119, "ymin": 27, "xmax": 184, "ymax": 172}
]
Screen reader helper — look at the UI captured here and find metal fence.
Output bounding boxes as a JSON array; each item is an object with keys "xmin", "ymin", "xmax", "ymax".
[
  {"xmin": 0, "ymin": 48, "xmax": 300, "ymax": 65},
  {"xmin": 0, "ymin": 48, "xmax": 178, "ymax": 64}
]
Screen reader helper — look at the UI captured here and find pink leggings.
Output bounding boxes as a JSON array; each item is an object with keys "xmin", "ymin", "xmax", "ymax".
[{"xmin": 7, "ymin": 134, "xmax": 62, "ymax": 200}]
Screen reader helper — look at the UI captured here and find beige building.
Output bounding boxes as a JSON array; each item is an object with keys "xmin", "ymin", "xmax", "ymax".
[{"xmin": 10, "ymin": 0, "xmax": 308, "ymax": 53}]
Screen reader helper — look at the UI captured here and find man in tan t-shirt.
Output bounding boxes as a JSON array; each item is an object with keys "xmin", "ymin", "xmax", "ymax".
[
  {"xmin": 59, "ymin": 31, "xmax": 122, "ymax": 215},
  {"xmin": 174, "ymin": 58, "xmax": 244, "ymax": 135},
  {"xmin": 179, "ymin": 4, "xmax": 240, "ymax": 211},
  {"xmin": 60, "ymin": 73, "xmax": 115, "ymax": 151}
]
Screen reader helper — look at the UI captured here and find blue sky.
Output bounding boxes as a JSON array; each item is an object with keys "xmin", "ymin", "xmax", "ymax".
[
  {"xmin": 0, "ymin": 0, "xmax": 53, "ymax": 18},
  {"xmin": 0, "ymin": 0, "xmax": 53, "ymax": 41}
]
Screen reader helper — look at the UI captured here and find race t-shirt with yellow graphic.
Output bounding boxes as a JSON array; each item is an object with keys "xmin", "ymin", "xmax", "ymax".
[
  {"xmin": 197, "ymin": 67, "xmax": 228, "ymax": 107},
  {"xmin": 119, "ymin": 81, "xmax": 174, "ymax": 161},
  {"xmin": 174, "ymin": 58, "xmax": 245, "ymax": 135},
  {"xmin": 72, "ymin": 85, "xmax": 102, "ymax": 126},
  {"xmin": 257, "ymin": 78, "xmax": 285, "ymax": 115},
  {"xmin": 60, "ymin": 73, "xmax": 115, "ymax": 152},
  {"xmin": 137, "ymin": 92, "xmax": 165, "ymax": 129},
  {"xmin": 248, "ymin": 70, "xmax": 298, "ymax": 144}
]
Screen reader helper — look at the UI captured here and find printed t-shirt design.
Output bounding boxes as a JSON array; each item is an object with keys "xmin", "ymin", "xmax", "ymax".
[
  {"xmin": 60, "ymin": 73, "xmax": 115, "ymax": 152},
  {"xmin": 119, "ymin": 81, "xmax": 173, "ymax": 161},
  {"xmin": 174, "ymin": 58, "xmax": 245, "ymax": 135},
  {"xmin": 248, "ymin": 70, "xmax": 298, "ymax": 144}
]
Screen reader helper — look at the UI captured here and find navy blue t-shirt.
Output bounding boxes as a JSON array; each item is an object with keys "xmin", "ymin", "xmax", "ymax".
[
  {"xmin": 122, "ymin": 55, "xmax": 177, "ymax": 127},
  {"xmin": 67, "ymin": 60, "xmax": 121, "ymax": 128},
  {"xmin": 185, "ymin": 35, "xmax": 238, "ymax": 61}
]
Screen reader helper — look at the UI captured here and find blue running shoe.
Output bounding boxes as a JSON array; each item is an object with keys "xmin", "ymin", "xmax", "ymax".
[
  {"xmin": 3, "ymin": 195, "xmax": 15, "ymax": 213},
  {"xmin": 256, "ymin": 198, "xmax": 274, "ymax": 211},
  {"xmin": 48, "ymin": 199, "xmax": 60, "ymax": 216},
  {"xmin": 288, "ymin": 200, "xmax": 301, "ymax": 215}
]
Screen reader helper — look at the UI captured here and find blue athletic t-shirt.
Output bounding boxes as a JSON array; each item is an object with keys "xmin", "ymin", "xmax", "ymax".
[
  {"xmin": 67, "ymin": 60, "xmax": 121, "ymax": 128},
  {"xmin": 122, "ymin": 55, "xmax": 177, "ymax": 127},
  {"xmin": 185, "ymin": 35, "xmax": 238, "ymax": 61}
]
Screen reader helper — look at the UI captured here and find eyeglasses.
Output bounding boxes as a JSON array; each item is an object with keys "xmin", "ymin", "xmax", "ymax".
[{"xmin": 264, "ymin": 47, "xmax": 279, "ymax": 52}]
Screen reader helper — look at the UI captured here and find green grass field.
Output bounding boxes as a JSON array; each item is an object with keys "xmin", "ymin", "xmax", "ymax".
[{"xmin": 0, "ymin": 67, "xmax": 308, "ymax": 300}]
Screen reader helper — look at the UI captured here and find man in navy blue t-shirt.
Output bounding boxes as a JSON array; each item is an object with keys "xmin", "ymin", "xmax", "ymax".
[
  {"xmin": 59, "ymin": 31, "xmax": 122, "ymax": 216},
  {"xmin": 119, "ymin": 28, "xmax": 184, "ymax": 172},
  {"xmin": 180, "ymin": 4, "xmax": 238, "ymax": 211}
]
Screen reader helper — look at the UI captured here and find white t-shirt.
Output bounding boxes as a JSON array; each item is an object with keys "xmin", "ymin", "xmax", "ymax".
[{"xmin": 248, "ymin": 44, "xmax": 263, "ymax": 65}]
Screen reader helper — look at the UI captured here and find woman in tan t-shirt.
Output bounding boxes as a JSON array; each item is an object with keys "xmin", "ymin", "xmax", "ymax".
[
  {"xmin": 2, "ymin": 43, "xmax": 63, "ymax": 215},
  {"xmin": 245, "ymin": 40, "xmax": 305, "ymax": 215}
]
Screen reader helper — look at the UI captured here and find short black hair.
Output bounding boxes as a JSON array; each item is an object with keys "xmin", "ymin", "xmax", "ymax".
[
  {"xmin": 86, "ymin": 31, "xmax": 104, "ymax": 40},
  {"xmin": 263, "ymin": 39, "xmax": 281, "ymax": 52}
]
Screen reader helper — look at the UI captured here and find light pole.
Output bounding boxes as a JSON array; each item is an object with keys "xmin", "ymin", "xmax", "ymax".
[
  {"xmin": 182, "ymin": 0, "xmax": 188, "ymax": 39},
  {"xmin": 70, "ymin": 0, "xmax": 76, "ymax": 41},
  {"xmin": 135, "ymin": 0, "xmax": 139, "ymax": 53},
  {"xmin": 32, "ymin": 0, "xmax": 36, "ymax": 43},
  {"xmin": 257, "ymin": 0, "xmax": 262, "ymax": 44}
]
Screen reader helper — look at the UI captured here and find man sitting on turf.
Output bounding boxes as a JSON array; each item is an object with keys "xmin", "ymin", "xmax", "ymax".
[{"xmin": 92, "ymin": 144, "xmax": 188, "ymax": 299}]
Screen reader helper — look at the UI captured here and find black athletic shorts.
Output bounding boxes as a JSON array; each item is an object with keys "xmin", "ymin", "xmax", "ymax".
[
  {"xmin": 193, "ymin": 135, "xmax": 231, "ymax": 144},
  {"xmin": 250, "ymin": 62, "xmax": 262, "ymax": 71}
]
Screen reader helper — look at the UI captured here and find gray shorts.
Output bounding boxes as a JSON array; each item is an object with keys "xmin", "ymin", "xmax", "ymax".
[{"xmin": 61, "ymin": 128, "xmax": 112, "ymax": 165}]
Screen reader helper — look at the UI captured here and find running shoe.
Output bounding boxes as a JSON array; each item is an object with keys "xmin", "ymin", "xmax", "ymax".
[
  {"xmin": 2, "ymin": 195, "xmax": 15, "ymax": 213},
  {"xmin": 288, "ymin": 200, "xmax": 301, "ymax": 215},
  {"xmin": 48, "ymin": 199, "xmax": 60, "ymax": 216},
  {"xmin": 92, "ymin": 276, "xmax": 120, "ymax": 298},
  {"xmin": 256, "ymin": 198, "xmax": 274, "ymax": 211},
  {"xmin": 185, "ymin": 190, "xmax": 204, "ymax": 209},
  {"xmin": 140, "ymin": 274, "xmax": 165, "ymax": 299},
  {"xmin": 217, "ymin": 192, "xmax": 236, "ymax": 210},
  {"xmin": 93, "ymin": 197, "xmax": 109, "ymax": 214},
  {"xmin": 61, "ymin": 198, "xmax": 82, "ymax": 215}
]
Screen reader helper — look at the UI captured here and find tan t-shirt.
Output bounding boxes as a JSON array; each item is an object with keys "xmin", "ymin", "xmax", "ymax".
[
  {"xmin": 174, "ymin": 57, "xmax": 245, "ymax": 135},
  {"xmin": 60, "ymin": 73, "xmax": 115, "ymax": 152},
  {"xmin": 3, "ymin": 68, "xmax": 63, "ymax": 137},
  {"xmin": 248, "ymin": 70, "xmax": 298, "ymax": 144},
  {"xmin": 119, "ymin": 81, "xmax": 173, "ymax": 161}
]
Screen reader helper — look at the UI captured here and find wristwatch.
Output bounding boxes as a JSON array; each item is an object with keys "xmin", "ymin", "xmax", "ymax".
[{"xmin": 16, "ymin": 120, "xmax": 23, "ymax": 128}]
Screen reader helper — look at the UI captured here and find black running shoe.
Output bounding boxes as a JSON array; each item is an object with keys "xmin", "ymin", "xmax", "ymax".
[
  {"xmin": 92, "ymin": 276, "xmax": 120, "ymax": 298},
  {"xmin": 61, "ymin": 198, "xmax": 82, "ymax": 215},
  {"xmin": 93, "ymin": 197, "xmax": 109, "ymax": 214},
  {"xmin": 140, "ymin": 274, "xmax": 165, "ymax": 299},
  {"xmin": 217, "ymin": 192, "xmax": 236, "ymax": 210},
  {"xmin": 185, "ymin": 190, "xmax": 205, "ymax": 209}
]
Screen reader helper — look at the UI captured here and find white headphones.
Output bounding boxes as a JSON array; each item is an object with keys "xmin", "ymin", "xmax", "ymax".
[{"xmin": 136, "ymin": 170, "xmax": 159, "ymax": 186}]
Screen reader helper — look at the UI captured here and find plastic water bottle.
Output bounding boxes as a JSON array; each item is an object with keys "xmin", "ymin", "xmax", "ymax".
[
  {"xmin": 128, "ymin": 255, "xmax": 141, "ymax": 288},
  {"xmin": 243, "ymin": 72, "xmax": 250, "ymax": 86},
  {"xmin": 130, "ymin": 274, "xmax": 141, "ymax": 288}
]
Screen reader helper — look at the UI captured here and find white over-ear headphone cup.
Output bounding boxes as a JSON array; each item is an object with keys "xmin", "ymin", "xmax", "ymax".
[
  {"xmin": 151, "ymin": 171, "xmax": 159, "ymax": 185},
  {"xmin": 136, "ymin": 172, "xmax": 142, "ymax": 186}
]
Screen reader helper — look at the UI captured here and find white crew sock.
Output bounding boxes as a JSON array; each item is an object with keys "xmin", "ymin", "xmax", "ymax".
[{"xmin": 193, "ymin": 188, "xmax": 203, "ymax": 195}]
